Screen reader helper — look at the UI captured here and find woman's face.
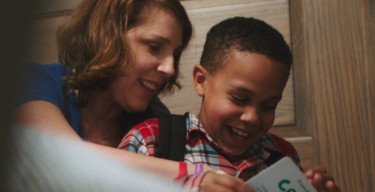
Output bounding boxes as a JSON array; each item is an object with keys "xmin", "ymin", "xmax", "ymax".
[{"xmin": 109, "ymin": 6, "xmax": 183, "ymax": 113}]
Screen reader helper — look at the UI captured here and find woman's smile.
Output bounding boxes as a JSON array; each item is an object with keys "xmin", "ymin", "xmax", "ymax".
[{"xmin": 139, "ymin": 79, "xmax": 161, "ymax": 92}]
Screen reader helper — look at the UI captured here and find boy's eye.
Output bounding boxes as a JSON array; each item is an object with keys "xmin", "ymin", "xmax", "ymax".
[
  {"xmin": 230, "ymin": 95, "xmax": 249, "ymax": 105},
  {"xmin": 262, "ymin": 104, "xmax": 277, "ymax": 111},
  {"xmin": 261, "ymin": 101, "xmax": 279, "ymax": 111},
  {"xmin": 173, "ymin": 48, "xmax": 182, "ymax": 61}
]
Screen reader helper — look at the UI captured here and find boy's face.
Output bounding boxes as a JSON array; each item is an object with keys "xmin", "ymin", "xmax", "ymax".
[{"xmin": 193, "ymin": 49, "xmax": 290, "ymax": 156}]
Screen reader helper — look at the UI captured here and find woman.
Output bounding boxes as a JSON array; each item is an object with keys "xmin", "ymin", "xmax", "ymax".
[{"xmin": 16, "ymin": 0, "xmax": 250, "ymax": 191}]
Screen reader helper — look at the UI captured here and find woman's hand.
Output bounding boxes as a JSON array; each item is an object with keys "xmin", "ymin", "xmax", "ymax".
[
  {"xmin": 305, "ymin": 166, "xmax": 340, "ymax": 192},
  {"xmin": 199, "ymin": 171, "xmax": 252, "ymax": 192}
]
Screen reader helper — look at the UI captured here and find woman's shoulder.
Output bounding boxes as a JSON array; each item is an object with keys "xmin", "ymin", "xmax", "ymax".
[
  {"xmin": 19, "ymin": 63, "xmax": 71, "ymax": 107},
  {"xmin": 26, "ymin": 63, "xmax": 71, "ymax": 76},
  {"xmin": 23, "ymin": 63, "xmax": 73, "ymax": 88}
]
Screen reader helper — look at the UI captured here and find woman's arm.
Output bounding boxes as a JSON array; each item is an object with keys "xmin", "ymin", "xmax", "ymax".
[
  {"xmin": 16, "ymin": 101, "xmax": 80, "ymax": 139},
  {"xmin": 16, "ymin": 100, "xmax": 185, "ymax": 177},
  {"xmin": 16, "ymin": 101, "xmax": 252, "ymax": 192}
]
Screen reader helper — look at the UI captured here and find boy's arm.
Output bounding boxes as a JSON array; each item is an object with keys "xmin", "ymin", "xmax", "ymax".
[
  {"xmin": 118, "ymin": 119, "xmax": 204, "ymax": 190},
  {"xmin": 118, "ymin": 118, "xmax": 159, "ymax": 156},
  {"xmin": 118, "ymin": 119, "xmax": 251, "ymax": 192},
  {"xmin": 118, "ymin": 120, "xmax": 204, "ymax": 189},
  {"xmin": 118, "ymin": 129, "xmax": 147, "ymax": 155}
]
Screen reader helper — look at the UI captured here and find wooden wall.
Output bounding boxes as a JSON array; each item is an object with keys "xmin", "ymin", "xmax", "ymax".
[
  {"xmin": 27, "ymin": 0, "xmax": 374, "ymax": 191},
  {"xmin": 368, "ymin": 0, "xmax": 375, "ymax": 189},
  {"xmin": 290, "ymin": 0, "xmax": 374, "ymax": 191}
]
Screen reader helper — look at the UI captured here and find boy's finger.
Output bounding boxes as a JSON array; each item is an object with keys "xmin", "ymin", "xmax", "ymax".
[
  {"xmin": 311, "ymin": 166, "xmax": 327, "ymax": 174},
  {"xmin": 323, "ymin": 178, "xmax": 340, "ymax": 192},
  {"xmin": 308, "ymin": 178, "xmax": 322, "ymax": 191}
]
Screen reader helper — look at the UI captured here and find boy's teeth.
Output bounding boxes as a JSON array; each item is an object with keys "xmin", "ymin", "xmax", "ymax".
[{"xmin": 231, "ymin": 127, "xmax": 249, "ymax": 138}]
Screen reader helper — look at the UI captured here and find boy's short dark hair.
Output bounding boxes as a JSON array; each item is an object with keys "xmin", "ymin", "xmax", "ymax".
[{"xmin": 200, "ymin": 17, "xmax": 293, "ymax": 73}]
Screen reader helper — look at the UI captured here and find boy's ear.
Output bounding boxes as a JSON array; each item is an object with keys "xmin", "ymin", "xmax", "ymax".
[{"xmin": 192, "ymin": 64, "xmax": 208, "ymax": 96}]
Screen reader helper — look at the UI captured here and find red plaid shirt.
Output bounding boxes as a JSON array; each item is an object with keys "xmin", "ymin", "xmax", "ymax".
[{"xmin": 118, "ymin": 112, "xmax": 300, "ymax": 191}]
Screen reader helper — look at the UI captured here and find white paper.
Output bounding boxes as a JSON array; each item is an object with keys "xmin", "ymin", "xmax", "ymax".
[{"xmin": 245, "ymin": 157, "xmax": 316, "ymax": 192}]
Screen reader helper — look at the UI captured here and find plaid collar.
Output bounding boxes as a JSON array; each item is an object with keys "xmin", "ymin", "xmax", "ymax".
[{"xmin": 185, "ymin": 112, "xmax": 283, "ymax": 165}]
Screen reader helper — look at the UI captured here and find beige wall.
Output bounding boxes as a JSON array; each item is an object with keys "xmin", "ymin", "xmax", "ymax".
[{"xmin": 28, "ymin": 0, "xmax": 374, "ymax": 191}]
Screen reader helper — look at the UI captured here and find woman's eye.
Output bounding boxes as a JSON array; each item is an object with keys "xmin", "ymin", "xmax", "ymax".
[{"xmin": 147, "ymin": 42, "xmax": 162, "ymax": 54}]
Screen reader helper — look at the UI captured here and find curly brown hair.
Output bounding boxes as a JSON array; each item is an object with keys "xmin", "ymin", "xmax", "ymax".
[{"xmin": 57, "ymin": 0, "xmax": 192, "ymax": 106}]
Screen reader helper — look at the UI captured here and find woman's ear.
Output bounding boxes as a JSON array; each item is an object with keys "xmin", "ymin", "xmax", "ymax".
[{"xmin": 192, "ymin": 64, "xmax": 208, "ymax": 97}]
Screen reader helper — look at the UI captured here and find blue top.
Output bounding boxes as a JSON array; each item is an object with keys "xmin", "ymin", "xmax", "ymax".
[
  {"xmin": 19, "ymin": 63, "xmax": 84, "ymax": 137},
  {"xmin": 19, "ymin": 63, "xmax": 170, "ymax": 140}
]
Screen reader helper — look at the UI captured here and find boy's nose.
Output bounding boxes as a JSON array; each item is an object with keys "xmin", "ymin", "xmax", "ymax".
[
  {"xmin": 240, "ymin": 107, "xmax": 261, "ymax": 125},
  {"xmin": 158, "ymin": 56, "xmax": 175, "ymax": 78}
]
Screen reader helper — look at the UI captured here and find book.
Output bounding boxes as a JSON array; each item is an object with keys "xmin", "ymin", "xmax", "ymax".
[{"xmin": 245, "ymin": 157, "xmax": 316, "ymax": 192}]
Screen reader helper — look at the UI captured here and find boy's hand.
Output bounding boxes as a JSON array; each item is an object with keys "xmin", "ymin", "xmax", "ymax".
[
  {"xmin": 305, "ymin": 166, "xmax": 340, "ymax": 192},
  {"xmin": 199, "ymin": 171, "xmax": 252, "ymax": 192}
]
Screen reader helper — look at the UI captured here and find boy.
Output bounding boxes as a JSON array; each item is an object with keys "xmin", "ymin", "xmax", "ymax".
[{"xmin": 119, "ymin": 17, "xmax": 339, "ymax": 192}]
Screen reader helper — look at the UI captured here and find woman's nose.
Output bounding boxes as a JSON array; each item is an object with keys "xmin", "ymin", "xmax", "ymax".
[{"xmin": 157, "ymin": 56, "xmax": 175, "ymax": 78}]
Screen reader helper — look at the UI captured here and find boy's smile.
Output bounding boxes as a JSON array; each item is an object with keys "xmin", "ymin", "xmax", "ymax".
[{"xmin": 194, "ymin": 49, "xmax": 290, "ymax": 156}]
